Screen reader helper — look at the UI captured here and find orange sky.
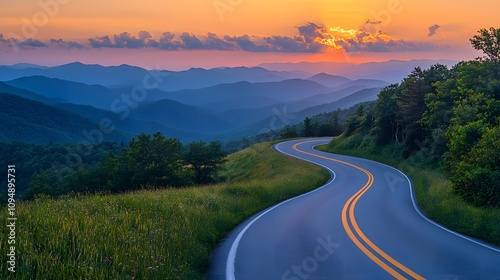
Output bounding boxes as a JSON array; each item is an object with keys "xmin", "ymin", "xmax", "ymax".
[{"xmin": 0, "ymin": 0, "xmax": 499, "ymax": 68}]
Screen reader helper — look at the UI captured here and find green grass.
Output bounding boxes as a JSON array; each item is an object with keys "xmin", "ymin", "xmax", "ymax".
[
  {"xmin": 0, "ymin": 142, "xmax": 329, "ymax": 279},
  {"xmin": 317, "ymin": 134, "xmax": 500, "ymax": 246}
]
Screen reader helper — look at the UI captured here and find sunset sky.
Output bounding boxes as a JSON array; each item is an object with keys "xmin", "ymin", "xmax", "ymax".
[{"xmin": 1, "ymin": 0, "xmax": 499, "ymax": 69}]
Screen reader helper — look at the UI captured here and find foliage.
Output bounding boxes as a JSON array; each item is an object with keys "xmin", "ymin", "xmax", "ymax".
[
  {"xmin": 445, "ymin": 124, "xmax": 500, "ymax": 207},
  {"xmin": 470, "ymin": 27, "xmax": 500, "ymax": 63},
  {"xmin": 225, "ymin": 106, "xmax": 353, "ymax": 151},
  {"xmin": 318, "ymin": 137, "xmax": 500, "ymax": 246},
  {"xmin": 280, "ymin": 126, "xmax": 299, "ymax": 139},
  {"xmin": 22, "ymin": 133, "xmax": 227, "ymax": 199},
  {"xmin": 0, "ymin": 141, "xmax": 123, "ymax": 199},
  {"xmin": 0, "ymin": 93, "xmax": 127, "ymax": 144},
  {"xmin": 334, "ymin": 28, "xmax": 500, "ymax": 207},
  {"xmin": 0, "ymin": 142, "xmax": 329, "ymax": 279},
  {"xmin": 185, "ymin": 141, "xmax": 227, "ymax": 184}
]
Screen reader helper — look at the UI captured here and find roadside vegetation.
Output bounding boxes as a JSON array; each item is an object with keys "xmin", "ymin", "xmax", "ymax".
[
  {"xmin": 318, "ymin": 136, "xmax": 500, "ymax": 246},
  {"xmin": 0, "ymin": 142, "xmax": 329, "ymax": 279},
  {"xmin": 318, "ymin": 27, "xmax": 500, "ymax": 245}
]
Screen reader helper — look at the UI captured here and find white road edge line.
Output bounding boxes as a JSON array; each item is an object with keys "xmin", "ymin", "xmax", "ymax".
[
  {"xmin": 382, "ymin": 162, "xmax": 500, "ymax": 253},
  {"xmin": 225, "ymin": 139, "xmax": 336, "ymax": 280},
  {"xmin": 227, "ymin": 138, "xmax": 499, "ymax": 280},
  {"xmin": 312, "ymin": 146, "xmax": 500, "ymax": 253}
]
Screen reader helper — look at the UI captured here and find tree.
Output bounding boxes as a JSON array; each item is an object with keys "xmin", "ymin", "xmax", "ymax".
[
  {"xmin": 125, "ymin": 132, "xmax": 185, "ymax": 188},
  {"xmin": 396, "ymin": 65, "xmax": 449, "ymax": 156},
  {"xmin": 470, "ymin": 27, "xmax": 500, "ymax": 63},
  {"xmin": 444, "ymin": 122, "xmax": 500, "ymax": 207},
  {"xmin": 280, "ymin": 126, "xmax": 299, "ymax": 139},
  {"xmin": 302, "ymin": 117, "xmax": 315, "ymax": 137},
  {"xmin": 185, "ymin": 141, "xmax": 227, "ymax": 184},
  {"xmin": 374, "ymin": 84, "xmax": 400, "ymax": 145}
]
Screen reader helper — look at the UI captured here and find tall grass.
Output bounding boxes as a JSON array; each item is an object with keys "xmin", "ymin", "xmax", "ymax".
[
  {"xmin": 0, "ymin": 142, "xmax": 329, "ymax": 279},
  {"xmin": 318, "ymin": 135, "xmax": 500, "ymax": 246}
]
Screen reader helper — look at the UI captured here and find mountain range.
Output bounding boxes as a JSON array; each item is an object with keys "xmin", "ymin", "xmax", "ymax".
[{"xmin": 0, "ymin": 60, "xmax": 456, "ymax": 144}]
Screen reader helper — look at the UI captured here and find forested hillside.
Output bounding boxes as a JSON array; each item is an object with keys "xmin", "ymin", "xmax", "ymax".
[
  {"xmin": 0, "ymin": 93, "xmax": 128, "ymax": 143},
  {"xmin": 0, "ymin": 133, "xmax": 226, "ymax": 200},
  {"xmin": 332, "ymin": 28, "xmax": 500, "ymax": 207}
]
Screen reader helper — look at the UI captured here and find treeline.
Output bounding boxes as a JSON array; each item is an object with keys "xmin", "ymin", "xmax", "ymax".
[
  {"xmin": 281, "ymin": 109, "xmax": 344, "ymax": 139},
  {"xmin": 0, "ymin": 141, "xmax": 123, "ymax": 198},
  {"xmin": 224, "ymin": 105, "xmax": 370, "ymax": 152},
  {"xmin": 2, "ymin": 132, "xmax": 226, "ymax": 200},
  {"xmin": 339, "ymin": 28, "xmax": 500, "ymax": 207}
]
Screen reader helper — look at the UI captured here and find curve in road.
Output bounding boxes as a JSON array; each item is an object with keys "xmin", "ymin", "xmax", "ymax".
[{"xmin": 209, "ymin": 138, "xmax": 500, "ymax": 280}]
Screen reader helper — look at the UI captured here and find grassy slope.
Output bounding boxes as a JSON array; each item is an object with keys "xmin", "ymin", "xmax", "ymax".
[
  {"xmin": 0, "ymin": 142, "xmax": 329, "ymax": 279},
  {"xmin": 317, "ymin": 134, "xmax": 500, "ymax": 246}
]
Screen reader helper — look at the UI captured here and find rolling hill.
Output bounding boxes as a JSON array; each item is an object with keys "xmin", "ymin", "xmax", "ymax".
[
  {"xmin": 307, "ymin": 73, "xmax": 352, "ymax": 87},
  {"xmin": 0, "ymin": 93, "xmax": 129, "ymax": 144},
  {"xmin": 0, "ymin": 62, "xmax": 392, "ymax": 144},
  {"xmin": 130, "ymin": 99, "xmax": 236, "ymax": 133}
]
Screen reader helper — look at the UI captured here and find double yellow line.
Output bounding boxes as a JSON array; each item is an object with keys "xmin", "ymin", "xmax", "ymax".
[{"xmin": 292, "ymin": 141, "xmax": 424, "ymax": 280}]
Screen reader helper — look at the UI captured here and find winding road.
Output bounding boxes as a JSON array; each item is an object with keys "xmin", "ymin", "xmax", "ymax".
[{"xmin": 209, "ymin": 138, "xmax": 500, "ymax": 280}]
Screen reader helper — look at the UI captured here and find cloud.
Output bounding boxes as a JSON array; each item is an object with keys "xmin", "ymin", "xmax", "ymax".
[
  {"xmin": 263, "ymin": 35, "xmax": 323, "ymax": 53},
  {"xmin": 365, "ymin": 19, "xmax": 382, "ymax": 25},
  {"xmin": 50, "ymin": 39, "xmax": 84, "ymax": 49},
  {"xmin": 158, "ymin": 32, "xmax": 180, "ymax": 50},
  {"xmin": 88, "ymin": 31, "xmax": 158, "ymax": 48},
  {"xmin": 428, "ymin": 24, "xmax": 441, "ymax": 37},
  {"xmin": 224, "ymin": 35, "xmax": 270, "ymax": 52},
  {"xmin": 83, "ymin": 23, "xmax": 329, "ymax": 53},
  {"xmin": 223, "ymin": 23, "xmax": 329, "ymax": 53},
  {"xmin": 329, "ymin": 26, "xmax": 441, "ymax": 53},
  {"xmin": 0, "ymin": 23, "xmax": 446, "ymax": 53},
  {"xmin": 0, "ymin": 37, "xmax": 50, "ymax": 50},
  {"xmin": 203, "ymin": 32, "xmax": 236, "ymax": 50},
  {"xmin": 88, "ymin": 35, "xmax": 114, "ymax": 48},
  {"xmin": 179, "ymin": 32, "xmax": 204, "ymax": 50},
  {"xmin": 22, "ymin": 39, "xmax": 47, "ymax": 47}
]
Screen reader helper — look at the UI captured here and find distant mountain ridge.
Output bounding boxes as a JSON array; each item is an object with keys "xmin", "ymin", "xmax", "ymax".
[
  {"xmin": 0, "ymin": 61, "xmax": 418, "ymax": 144},
  {"xmin": 0, "ymin": 62, "xmax": 304, "ymax": 90},
  {"xmin": 259, "ymin": 59, "xmax": 459, "ymax": 84}
]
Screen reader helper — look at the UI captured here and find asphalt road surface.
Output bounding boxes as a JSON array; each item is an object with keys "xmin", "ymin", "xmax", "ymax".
[{"xmin": 209, "ymin": 138, "xmax": 500, "ymax": 280}]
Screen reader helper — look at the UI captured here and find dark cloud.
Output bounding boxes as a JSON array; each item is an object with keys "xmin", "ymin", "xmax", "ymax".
[
  {"xmin": 88, "ymin": 31, "xmax": 158, "ymax": 48},
  {"xmin": 158, "ymin": 32, "xmax": 180, "ymax": 50},
  {"xmin": 204, "ymin": 32, "xmax": 236, "ymax": 50},
  {"xmin": 224, "ymin": 35, "xmax": 272, "ymax": 52},
  {"xmin": 83, "ymin": 24, "xmax": 328, "ymax": 53},
  {"xmin": 50, "ymin": 39, "xmax": 84, "ymax": 49},
  {"xmin": 0, "ymin": 23, "xmax": 445, "ymax": 53},
  {"xmin": 264, "ymin": 35, "xmax": 323, "ymax": 53},
  {"xmin": 365, "ymin": 19, "xmax": 382, "ymax": 25},
  {"xmin": 88, "ymin": 35, "xmax": 114, "ymax": 48},
  {"xmin": 428, "ymin": 24, "xmax": 441, "ymax": 37},
  {"xmin": 179, "ymin": 32, "xmax": 204, "ymax": 50},
  {"xmin": 226, "ymin": 23, "xmax": 329, "ymax": 53},
  {"xmin": 114, "ymin": 32, "xmax": 144, "ymax": 48},
  {"xmin": 297, "ymin": 22, "xmax": 327, "ymax": 43},
  {"xmin": 18, "ymin": 38, "xmax": 48, "ymax": 48},
  {"xmin": 138, "ymin": 31, "xmax": 152, "ymax": 41},
  {"xmin": 338, "ymin": 37, "xmax": 440, "ymax": 52}
]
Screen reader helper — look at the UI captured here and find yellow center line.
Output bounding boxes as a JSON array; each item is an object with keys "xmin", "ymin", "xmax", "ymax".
[{"xmin": 292, "ymin": 140, "xmax": 425, "ymax": 280}]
